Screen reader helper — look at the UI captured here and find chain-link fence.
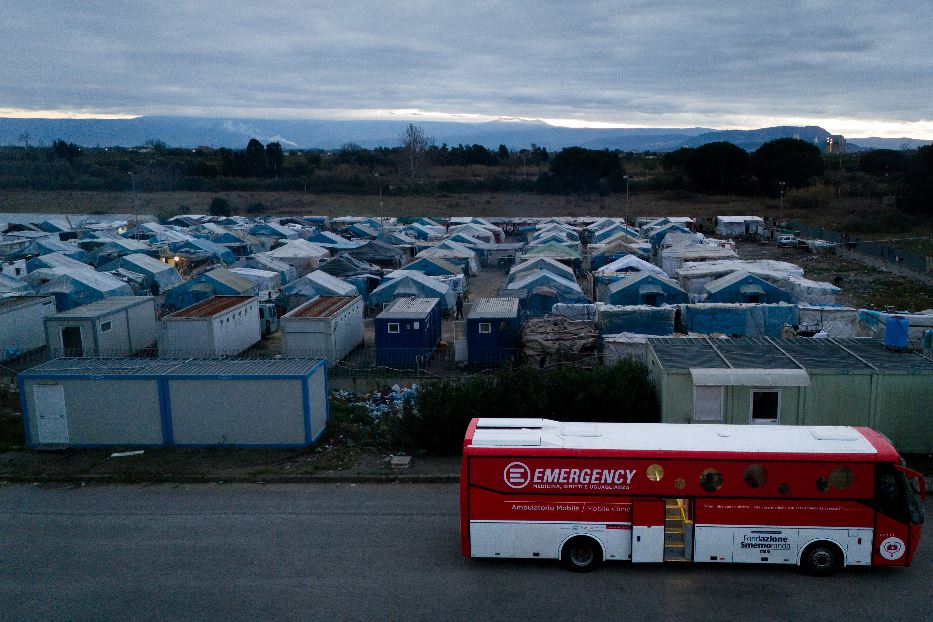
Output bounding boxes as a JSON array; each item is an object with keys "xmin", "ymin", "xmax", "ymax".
[{"xmin": 791, "ymin": 221, "xmax": 931, "ymax": 274}]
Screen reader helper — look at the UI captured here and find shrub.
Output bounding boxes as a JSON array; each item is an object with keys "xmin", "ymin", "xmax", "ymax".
[
  {"xmin": 396, "ymin": 361, "xmax": 659, "ymax": 455},
  {"xmin": 208, "ymin": 196, "xmax": 232, "ymax": 216}
]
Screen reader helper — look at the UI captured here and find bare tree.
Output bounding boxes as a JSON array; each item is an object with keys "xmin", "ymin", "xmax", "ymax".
[{"xmin": 398, "ymin": 123, "xmax": 430, "ymax": 186}]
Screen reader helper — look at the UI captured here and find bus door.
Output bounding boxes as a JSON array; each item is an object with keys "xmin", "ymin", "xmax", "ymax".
[
  {"xmin": 872, "ymin": 464, "xmax": 924, "ymax": 567},
  {"xmin": 631, "ymin": 500, "xmax": 665, "ymax": 563},
  {"xmin": 664, "ymin": 498, "xmax": 694, "ymax": 562}
]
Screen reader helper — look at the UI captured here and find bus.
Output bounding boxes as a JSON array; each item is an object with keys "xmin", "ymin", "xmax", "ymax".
[{"xmin": 460, "ymin": 418, "xmax": 925, "ymax": 574}]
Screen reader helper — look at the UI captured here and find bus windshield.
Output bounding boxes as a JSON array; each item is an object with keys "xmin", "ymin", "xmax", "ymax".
[{"xmin": 902, "ymin": 473, "xmax": 925, "ymax": 525}]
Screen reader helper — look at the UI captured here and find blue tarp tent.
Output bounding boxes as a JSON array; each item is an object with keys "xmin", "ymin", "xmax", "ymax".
[
  {"xmin": 36, "ymin": 270, "xmax": 133, "ymax": 311},
  {"xmin": 704, "ymin": 271, "xmax": 794, "ymax": 304},
  {"xmin": 605, "ymin": 272, "xmax": 688, "ymax": 306},
  {"xmin": 368, "ymin": 271, "xmax": 454, "ymax": 310},
  {"xmin": 596, "ymin": 305, "xmax": 677, "ymax": 336},
  {"xmin": 162, "ymin": 268, "xmax": 256, "ymax": 311},
  {"xmin": 98, "ymin": 254, "xmax": 184, "ymax": 294},
  {"xmin": 15, "ymin": 238, "xmax": 89, "ymax": 263},
  {"xmin": 504, "ymin": 269, "xmax": 588, "ymax": 316},
  {"xmin": 169, "ymin": 238, "xmax": 236, "ymax": 264},
  {"xmin": 280, "ymin": 270, "xmax": 357, "ymax": 310},
  {"xmin": 678, "ymin": 303, "xmax": 798, "ymax": 337}
]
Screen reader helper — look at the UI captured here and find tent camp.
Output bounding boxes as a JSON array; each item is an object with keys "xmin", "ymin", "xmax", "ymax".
[
  {"xmin": 97, "ymin": 253, "xmax": 183, "ymax": 294},
  {"xmin": 368, "ymin": 271, "xmax": 455, "ymax": 310}
]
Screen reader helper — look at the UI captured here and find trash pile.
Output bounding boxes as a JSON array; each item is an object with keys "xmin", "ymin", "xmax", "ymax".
[
  {"xmin": 521, "ymin": 316, "xmax": 598, "ymax": 368},
  {"xmin": 331, "ymin": 384, "xmax": 419, "ymax": 418}
]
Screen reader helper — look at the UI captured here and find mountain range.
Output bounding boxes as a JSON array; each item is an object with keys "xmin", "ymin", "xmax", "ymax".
[{"xmin": 0, "ymin": 117, "xmax": 928, "ymax": 152}]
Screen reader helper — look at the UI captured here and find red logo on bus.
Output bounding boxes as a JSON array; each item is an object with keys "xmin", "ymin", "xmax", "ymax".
[{"xmin": 504, "ymin": 462, "xmax": 531, "ymax": 488}]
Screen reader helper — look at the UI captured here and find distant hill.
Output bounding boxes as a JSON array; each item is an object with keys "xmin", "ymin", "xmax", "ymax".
[{"xmin": 0, "ymin": 116, "xmax": 927, "ymax": 152}]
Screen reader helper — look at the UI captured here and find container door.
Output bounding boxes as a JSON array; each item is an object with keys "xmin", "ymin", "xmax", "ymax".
[
  {"xmin": 61, "ymin": 326, "xmax": 83, "ymax": 356},
  {"xmin": 34, "ymin": 383, "xmax": 69, "ymax": 445},
  {"xmin": 631, "ymin": 500, "xmax": 665, "ymax": 563}
]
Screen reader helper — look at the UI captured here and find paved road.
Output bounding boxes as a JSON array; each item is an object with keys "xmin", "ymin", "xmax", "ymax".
[{"xmin": 2, "ymin": 483, "xmax": 930, "ymax": 621}]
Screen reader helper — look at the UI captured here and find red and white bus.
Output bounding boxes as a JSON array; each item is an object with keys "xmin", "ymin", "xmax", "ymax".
[{"xmin": 460, "ymin": 418, "xmax": 925, "ymax": 574}]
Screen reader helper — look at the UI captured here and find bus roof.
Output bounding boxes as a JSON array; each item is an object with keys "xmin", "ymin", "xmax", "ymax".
[{"xmin": 465, "ymin": 419, "xmax": 897, "ymax": 459}]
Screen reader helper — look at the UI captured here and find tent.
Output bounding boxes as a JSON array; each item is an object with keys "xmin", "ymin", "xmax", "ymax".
[
  {"xmin": 519, "ymin": 241, "xmax": 582, "ymax": 265},
  {"xmin": 508, "ymin": 256, "xmax": 576, "ymax": 284},
  {"xmin": 15, "ymin": 238, "xmax": 89, "ymax": 263},
  {"xmin": 704, "ymin": 271, "xmax": 794, "ymax": 304},
  {"xmin": 503, "ymin": 269, "xmax": 588, "ymax": 316},
  {"xmin": 0, "ymin": 273, "xmax": 33, "ymax": 296},
  {"xmin": 714, "ymin": 216, "xmax": 764, "ymax": 236},
  {"xmin": 678, "ymin": 303, "xmax": 798, "ymax": 337},
  {"xmin": 605, "ymin": 272, "xmax": 689, "ymax": 306},
  {"xmin": 675, "ymin": 259, "xmax": 805, "ymax": 297},
  {"xmin": 345, "ymin": 239, "xmax": 405, "ymax": 268},
  {"xmin": 267, "ymin": 239, "xmax": 330, "ymax": 275},
  {"xmin": 170, "ymin": 237, "xmax": 236, "ymax": 264},
  {"xmin": 368, "ymin": 271, "xmax": 455, "ymax": 310},
  {"xmin": 233, "ymin": 252, "xmax": 299, "ymax": 284},
  {"xmin": 26, "ymin": 252, "xmax": 91, "ymax": 273},
  {"xmin": 97, "ymin": 253, "xmax": 183, "ymax": 293},
  {"xmin": 229, "ymin": 268, "xmax": 281, "ymax": 291},
  {"xmin": 162, "ymin": 268, "xmax": 256, "ymax": 311},
  {"xmin": 318, "ymin": 252, "xmax": 381, "ymax": 278},
  {"xmin": 280, "ymin": 270, "xmax": 358, "ymax": 310},
  {"xmin": 36, "ymin": 270, "xmax": 134, "ymax": 311},
  {"xmin": 402, "ymin": 256, "xmax": 462, "ymax": 277}
]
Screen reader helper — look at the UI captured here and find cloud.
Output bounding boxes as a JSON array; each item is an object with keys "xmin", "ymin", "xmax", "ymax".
[{"xmin": 0, "ymin": 1, "xmax": 931, "ymax": 137}]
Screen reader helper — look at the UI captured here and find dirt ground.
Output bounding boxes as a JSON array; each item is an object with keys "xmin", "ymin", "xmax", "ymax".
[{"xmin": 735, "ymin": 241, "xmax": 933, "ymax": 311}]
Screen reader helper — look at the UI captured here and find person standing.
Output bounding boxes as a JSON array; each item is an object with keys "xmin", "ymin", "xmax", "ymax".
[{"xmin": 455, "ymin": 293, "xmax": 464, "ymax": 320}]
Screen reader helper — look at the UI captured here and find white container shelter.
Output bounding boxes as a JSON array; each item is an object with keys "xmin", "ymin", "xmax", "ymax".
[
  {"xmin": 0, "ymin": 296, "xmax": 56, "ymax": 361},
  {"xmin": 159, "ymin": 295, "xmax": 260, "ymax": 357},
  {"xmin": 44, "ymin": 296, "xmax": 156, "ymax": 358},
  {"xmin": 281, "ymin": 295, "xmax": 364, "ymax": 361}
]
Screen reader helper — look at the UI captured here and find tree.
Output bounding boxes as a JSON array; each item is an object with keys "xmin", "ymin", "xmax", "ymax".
[
  {"xmin": 858, "ymin": 149, "xmax": 907, "ymax": 176},
  {"xmin": 902, "ymin": 145, "xmax": 933, "ymax": 216},
  {"xmin": 661, "ymin": 147, "xmax": 693, "ymax": 172},
  {"xmin": 398, "ymin": 123, "xmax": 430, "ymax": 185},
  {"xmin": 685, "ymin": 142, "xmax": 750, "ymax": 194},
  {"xmin": 50, "ymin": 139, "xmax": 82, "ymax": 164},
  {"xmin": 752, "ymin": 138, "xmax": 824, "ymax": 189},
  {"xmin": 497, "ymin": 144, "xmax": 510, "ymax": 162},
  {"xmin": 265, "ymin": 142, "xmax": 284, "ymax": 177},
  {"xmin": 244, "ymin": 138, "xmax": 266, "ymax": 177},
  {"xmin": 209, "ymin": 196, "xmax": 232, "ymax": 216},
  {"xmin": 541, "ymin": 147, "xmax": 626, "ymax": 194}
]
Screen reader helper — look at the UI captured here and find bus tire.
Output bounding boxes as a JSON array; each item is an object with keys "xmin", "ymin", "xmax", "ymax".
[
  {"xmin": 561, "ymin": 536, "xmax": 603, "ymax": 573},
  {"xmin": 801, "ymin": 541, "xmax": 842, "ymax": 576}
]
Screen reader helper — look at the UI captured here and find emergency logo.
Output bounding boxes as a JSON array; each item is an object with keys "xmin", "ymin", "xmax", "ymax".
[
  {"xmin": 879, "ymin": 536, "xmax": 906, "ymax": 561},
  {"xmin": 504, "ymin": 462, "xmax": 531, "ymax": 488}
]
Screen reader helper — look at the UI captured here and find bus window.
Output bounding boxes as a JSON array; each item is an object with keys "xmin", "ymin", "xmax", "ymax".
[
  {"xmin": 743, "ymin": 464, "xmax": 767, "ymax": 488},
  {"xmin": 699, "ymin": 468, "xmax": 723, "ymax": 492},
  {"xmin": 875, "ymin": 465, "xmax": 909, "ymax": 523}
]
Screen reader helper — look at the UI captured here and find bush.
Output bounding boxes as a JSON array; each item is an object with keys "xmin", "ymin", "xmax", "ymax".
[
  {"xmin": 208, "ymin": 196, "xmax": 232, "ymax": 216},
  {"xmin": 785, "ymin": 184, "xmax": 835, "ymax": 210},
  {"xmin": 245, "ymin": 201, "xmax": 267, "ymax": 214},
  {"xmin": 395, "ymin": 362, "xmax": 659, "ymax": 455}
]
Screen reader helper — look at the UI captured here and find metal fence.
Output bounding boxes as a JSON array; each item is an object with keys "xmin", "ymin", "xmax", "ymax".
[{"xmin": 791, "ymin": 221, "xmax": 931, "ymax": 274}]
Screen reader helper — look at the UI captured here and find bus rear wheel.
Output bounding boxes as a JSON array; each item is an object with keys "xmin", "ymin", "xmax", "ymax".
[
  {"xmin": 802, "ymin": 542, "xmax": 842, "ymax": 576},
  {"xmin": 561, "ymin": 536, "xmax": 603, "ymax": 572}
]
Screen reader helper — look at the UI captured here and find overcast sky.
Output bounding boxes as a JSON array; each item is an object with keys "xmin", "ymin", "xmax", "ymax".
[{"xmin": 2, "ymin": 1, "xmax": 932, "ymax": 137}]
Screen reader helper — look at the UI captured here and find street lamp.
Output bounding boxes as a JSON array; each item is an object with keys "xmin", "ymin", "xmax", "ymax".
[
  {"xmin": 128, "ymin": 172, "xmax": 138, "ymax": 237},
  {"xmin": 375, "ymin": 173, "xmax": 384, "ymax": 239},
  {"xmin": 778, "ymin": 181, "xmax": 787, "ymax": 222}
]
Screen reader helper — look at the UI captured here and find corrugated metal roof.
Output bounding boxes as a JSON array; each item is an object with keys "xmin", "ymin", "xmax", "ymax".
[
  {"xmin": 47, "ymin": 296, "xmax": 152, "ymax": 319},
  {"xmin": 166, "ymin": 296, "xmax": 255, "ymax": 319},
  {"xmin": 377, "ymin": 297, "xmax": 439, "ymax": 319},
  {"xmin": 20, "ymin": 357, "xmax": 324, "ymax": 378},
  {"xmin": 648, "ymin": 336, "xmax": 933, "ymax": 372},
  {"xmin": 287, "ymin": 296, "xmax": 357, "ymax": 318},
  {"xmin": 468, "ymin": 297, "xmax": 520, "ymax": 319}
]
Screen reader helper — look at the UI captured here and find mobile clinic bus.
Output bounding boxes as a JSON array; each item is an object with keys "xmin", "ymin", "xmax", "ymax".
[{"xmin": 460, "ymin": 419, "xmax": 924, "ymax": 574}]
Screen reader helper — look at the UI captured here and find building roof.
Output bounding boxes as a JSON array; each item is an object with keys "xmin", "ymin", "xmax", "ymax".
[
  {"xmin": 46, "ymin": 296, "xmax": 153, "ymax": 319},
  {"xmin": 165, "ymin": 295, "xmax": 255, "ymax": 319},
  {"xmin": 0, "ymin": 295, "xmax": 54, "ymax": 314},
  {"xmin": 377, "ymin": 297, "xmax": 440, "ymax": 319},
  {"xmin": 286, "ymin": 295, "xmax": 358, "ymax": 318},
  {"xmin": 467, "ymin": 418, "xmax": 884, "ymax": 455},
  {"xmin": 648, "ymin": 336, "xmax": 933, "ymax": 372},
  {"xmin": 20, "ymin": 357, "xmax": 324, "ymax": 378},
  {"xmin": 468, "ymin": 297, "xmax": 520, "ymax": 319}
]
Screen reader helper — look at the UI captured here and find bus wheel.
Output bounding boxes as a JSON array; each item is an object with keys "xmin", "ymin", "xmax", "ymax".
[
  {"xmin": 802, "ymin": 542, "xmax": 842, "ymax": 576},
  {"xmin": 561, "ymin": 536, "xmax": 603, "ymax": 573}
]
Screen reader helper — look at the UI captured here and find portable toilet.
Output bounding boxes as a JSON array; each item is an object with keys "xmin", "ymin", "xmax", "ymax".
[
  {"xmin": 466, "ymin": 297, "xmax": 522, "ymax": 366},
  {"xmin": 374, "ymin": 297, "xmax": 441, "ymax": 367}
]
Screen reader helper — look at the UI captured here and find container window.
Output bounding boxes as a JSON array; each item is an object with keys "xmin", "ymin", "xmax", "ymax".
[
  {"xmin": 388, "ymin": 323, "xmax": 400, "ymax": 334},
  {"xmin": 699, "ymin": 468, "xmax": 723, "ymax": 492},
  {"xmin": 99, "ymin": 321, "xmax": 112, "ymax": 333},
  {"xmin": 479, "ymin": 322, "xmax": 492, "ymax": 334},
  {"xmin": 829, "ymin": 466, "xmax": 854, "ymax": 490},
  {"xmin": 751, "ymin": 390, "xmax": 780, "ymax": 424},
  {"xmin": 693, "ymin": 385, "xmax": 723, "ymax": 422},
  {"xmin": 413, "ymin": 321, "xmax": 420, "ymax": 329},
  {"xmin": 743, "ymin": 464, "xmax": 768, "ymax": 488}
]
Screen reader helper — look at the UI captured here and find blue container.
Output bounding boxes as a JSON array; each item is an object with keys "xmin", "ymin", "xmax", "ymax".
[{"xmin": 884, "ymin": 315, "xmax": 910, "ymax": 348}]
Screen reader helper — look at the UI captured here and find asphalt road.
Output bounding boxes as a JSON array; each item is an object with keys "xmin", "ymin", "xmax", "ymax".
[{"xmin": 1, "ymin": 483, "xmax": 930, "ymax": 622}]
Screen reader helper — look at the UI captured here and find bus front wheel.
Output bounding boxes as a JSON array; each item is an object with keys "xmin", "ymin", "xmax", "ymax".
[
  {"xmin": 561, "ymin": 536, "xmax": 603, "ymax": 572},
  {"xmin": 802, "ymin": 541, "xmax": 842, "ymax": 576}
]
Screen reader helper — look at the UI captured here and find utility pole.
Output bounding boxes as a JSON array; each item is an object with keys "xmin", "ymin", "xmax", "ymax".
[
  {"xmin": 778, "ymin": 181, "xmax": 786, "ymax": 223},
  {"xmin": 624, "ymin": 175, "xmax": 631, "ymax": 225},
  {"xmin": 129, "ymin": 172, "xmax": 138, "ymax": 237},
  {"xmin": 375, "ymin": 173, "xmax": 384, "ymax": 240}
]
